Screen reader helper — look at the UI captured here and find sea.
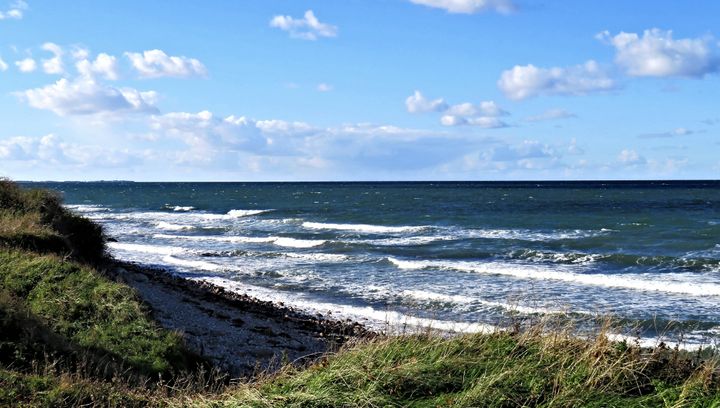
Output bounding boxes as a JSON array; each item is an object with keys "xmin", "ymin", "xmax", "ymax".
[{"xmin": 26, "ymin": 181, "xmax": 720, "ymax": 348}]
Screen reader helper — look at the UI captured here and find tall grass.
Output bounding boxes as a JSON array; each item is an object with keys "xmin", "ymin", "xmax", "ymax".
[
  {"xmin": 0, "ymin": 178, "xmax": 105, "ymax": 262},
  {"xmin": 189, "ymin": 323, "xmax": 720, "ymax": 407}
]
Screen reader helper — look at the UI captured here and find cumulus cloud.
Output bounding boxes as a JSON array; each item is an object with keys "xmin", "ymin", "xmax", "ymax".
[
  {"xmin": 0, "ymin": 0, "xmax": 27, "ymax": 20},
  {"xmin": 408, "ymin": 0, "xmax": 515, "ymax": 14},
  {"xmin": 41, "ymin": 42, "xmax": 64, "ymax": 74},
  {"xmin": 407, "ymin": 91, "xmax": 508, "ymax": 128},
  {"xmin": 598, "ymin": 28, "xmax": 719, "ymax": 77},
  {"xmin": 525, "ymin": 108, "xmax": 577, "ymax": 122},
  {"xmin": 15, "ymin": 57, "xmax": 36, "ymax": 73},
  {"xmin": 0, "ymin": 134, "xmax": 140, "ymax": 168},
  {"xmin": 125, "ymin": 49, "xmax": 207, "ymax": 78},
  {"xmin": 498, "ymin": 60, "xmax": 616, "ymax": 100},
  {"xmin": 617, "ymin": 149, "xmax": 646, "ymax": 165},
  {"xmin": 270, "ymin": 10, "xmax": 338, "ymax": 40},
  {"xmin": 405, "ymin": 90, "xmax": 448, "ymax": 113},
  {"xmin": 18, "ymin": 77, "xmax": 158, "ymax": 116},
  {"xmin": 0, "ymin": 57, "xmax": 7, "ymax": 71},
  {"xmin": 76, "ymin": 53, "xmax": 119, "ymax": 80}
]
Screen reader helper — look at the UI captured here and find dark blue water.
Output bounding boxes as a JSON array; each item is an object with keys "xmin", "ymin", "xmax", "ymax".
[{"xmin": 28, "ymin": 181, "xmax": 720, "ymax": 346}]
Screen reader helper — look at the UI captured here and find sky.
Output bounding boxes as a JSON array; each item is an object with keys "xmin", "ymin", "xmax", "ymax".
[{"xmin": 0, "ymin": 0, "xmax": 718, "ymax": 181}]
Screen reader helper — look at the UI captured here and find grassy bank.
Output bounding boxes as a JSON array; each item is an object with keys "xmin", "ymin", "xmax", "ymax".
[
  {"xmin": 0, "ymin": 179, "xmax": 207, "ymax": 406},
  {"xmin": 1, "ymin": 179, "xmax": 719, "ymax": 407}
]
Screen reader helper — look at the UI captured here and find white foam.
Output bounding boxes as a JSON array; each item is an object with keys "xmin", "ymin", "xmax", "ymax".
[
  {"xmin": 463, "ymin": 228, "xmax": 606, "ymax": 242},
  {"xmin": 388, "ymin": 257, "xmax": 720, "ymax": 297},
  {"xmin": 155, "ymin": 221, "xmax": 195, "ymax": 231},
  {"xmin": 282, "ymin": 252, "xmax": 349, "ymax": 262},
  {"xmin": 153, "ymin": 234, "xmax": 326, "ymax": 248},
  {"xmin": 108, "ymin": 242, "xmax": 187, "ymax": 256},
  {"xmin": 359, "ymin": 235, "xmax": 456, "ymax": 246},
  {"xmin": 401, "ymin": 290, "xmax": 474, "ymax": 304},
  {"xmin": 162, "ymin": 255, "xmax": 223, "ymax": 272},
  {"xmin": 604, "ymin": 333, "xmax": 709, "ymax": 352},
  {"xmin": 195, "ymin": 276, "xmax": 495, "ymax": 334},
  {"xmin": 226, "ymin": 209, "xmax": 272, "ymax": 218},
  {"xmin": 273, "ymin": 237, "xmax": 327, "ymax": 248},
  {"xmin": 65, "ymin": 204, "xmax": 109, "ymax": 213},
  {"xmin": 400, "ymin": 290, "xmax": 591, "ymax": 316},
  {"xmin": 168, "ymin": 205, "xmax": 195, "ymax": 212},
  {"xmin": 302, "ymin": 221, "xmax": 427, "ymax": 234}
]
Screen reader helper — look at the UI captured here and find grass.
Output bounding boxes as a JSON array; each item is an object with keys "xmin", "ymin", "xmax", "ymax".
[
  {"xmin": 2, "ymin": 178, "xmax": 720, "ymax": 407},
  {"xmin": 187, "ymin": 327, "xmax": 720, "ymax": 407},
  {"xmin": 0, "ymin": 249, "xmax": 193, "ymax": 376}
]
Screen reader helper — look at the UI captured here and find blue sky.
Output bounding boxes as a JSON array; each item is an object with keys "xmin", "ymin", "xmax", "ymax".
[{"xmin": 0, "ymin": 0, "xmax": 718, "ymax": 181}]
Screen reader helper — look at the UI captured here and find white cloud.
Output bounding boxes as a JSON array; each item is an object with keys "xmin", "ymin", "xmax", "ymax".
[
  {"xmin": 408, "ymin": 91, "xmax": 508, "ymax": 128},
  {"xmin": 125, "ymin": 49, "xmax": 207, "ymax": 78},
  {"xmin": 0, "ymin": 134, "xmax": 140, "ymax": 168},
  {"xmin": 405, "ymin": 90, "xmax": 448, "ymax": 113},
  {"xmin": 0, "ymin": 0, "xmax": 27, "ymax": 20},
  {"xmin": 76, "ymin": 53, "xmax": 119, "ymax": 80},
  {"xmin": 440, "ymin": 115, "xmax": 507, "ymax": 128},
  {"xmin": 18, "ymin": 77, "xmax": 158, "ymax": 116},
  {"xmin": 498, "ymin": 60, "xmax": 616, "ymax": 100},
  {"xmin": 41, "ymin": 42, "xmax": 64, "ymax": 74},
  {"xmin": 446, "ymin": 101, "xmax": 507, "ymax": 117},
  {"xmin": 617, "ymin": 149, "xmax": 646, "ymax": 165},
  {"xmin": 598, "ymin": 28, "xmax": 719, "ymax": 77},
  {"xmin": 15, "ymin": 57, "xmax": 36, "ymax": 73},
  {"xmin": 408, "ymin": 0, "xmax": 515, "ymax": 14},
  {"xmin": 270, "ymin": 10, "xmax": 338, "ymax": 41},
  {"xmin": 317, "ymin": 83, "xmax": 333, "ymax": 92},
  {"xmin": 525, "ymin": 108, "xmax": 576, "ymax": 122},
  {"xmin": 0, "ymin": 57, "xmax": 7, "ymax": 71}
]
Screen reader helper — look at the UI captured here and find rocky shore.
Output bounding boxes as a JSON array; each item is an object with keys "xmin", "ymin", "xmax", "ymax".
[{"xmin": 107, "ymin": 261, "xmax": 372, "ymax": 378}]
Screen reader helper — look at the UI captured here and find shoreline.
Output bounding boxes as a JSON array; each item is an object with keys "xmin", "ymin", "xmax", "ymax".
[{"xmin": 108, "ymin": 260, "xmax": 372, "ymax": 377}]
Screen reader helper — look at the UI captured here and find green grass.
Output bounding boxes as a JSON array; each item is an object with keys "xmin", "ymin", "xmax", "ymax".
[
  {"xmin": 0, "ymin": 249, "xmax": 194, "ymax": 376},
  {"xmin": 0, "ymin": 368, "xmax": 151, "ymax": 408},
  {"xmin": 190, "ymin": 329, "xmax": 720, "ymax": 407}
]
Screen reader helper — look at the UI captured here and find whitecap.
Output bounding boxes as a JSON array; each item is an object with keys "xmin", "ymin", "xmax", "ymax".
[
  {"xmin": 108, "ymin": 242, "xmax": 187, "ymax": 256},
  {"xmin": 153, "ymin": 233, "xmax": 325, "ymax": 248},
  {"xmin": 167, "ymin": 205, "xmax": 195, "ymax": 212},
  {"xmin": 302, "ymin": 221, "xmax": 427, "ymax": 234},
  {"xmin": 155, "ymin": 221, "xmax": 195, "ymax": 231},
  {"xmin": 387, "ymin": 257, "xmax": 720, "ymax": 297},
  {"xmin": 161, "ymin": 255, "xmax": 223, "ymax": 272}
]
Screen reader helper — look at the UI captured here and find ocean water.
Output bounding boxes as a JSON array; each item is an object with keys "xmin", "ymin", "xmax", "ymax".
[{"xmin": 27, "ymin": 181, "xmax": 720, "ymax": 346}]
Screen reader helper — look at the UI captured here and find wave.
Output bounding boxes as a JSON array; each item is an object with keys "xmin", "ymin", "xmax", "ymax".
[
  {"xmin": 508, "ymin": 249, "xmax": 720, "ymax": 271},
  {"xmin": 400, "ymin": 290, "xmax": 591, "ymax": 316},
  {"xmin": 166, "ymin": 205, "xmax": 196, "ymax": 212},
  {"xmin": 153, "ymin": 234, "xmax": 326, "ymax": 248},
  {"xmin": 400, "ymin": 289, "xmax": 473, "ymax": 304},
  {"xmin": 281, "ymin": 252, "xmax": 350, "ymax": 262},
  {"xmin": 155, "ymin": 221, "xmax": 195, "ymax": 231},
  {"xmin": 194, "ymin": 276, "xmax": 495, "ymax": 334},
  {"xmin": 162, "ymin": 255, "xmax": 223, "ymax": 272},
  {"xmin": 463, "ymin": 228, "xmax": 607, "ymax": 241},
  {"xmin": 302, "ymin": 221, "xmax": 427, "ymax": 234},
  {"xmin": 387, "ymin": 257, "xmax": 720, "ymax": 297},
  {"xmin": 65, "ymin": 204, "xmax": 109, "ymax": 213},
  {"xmin": 108, "ymin": 242, "xmax": 188, "ymax": 256}
]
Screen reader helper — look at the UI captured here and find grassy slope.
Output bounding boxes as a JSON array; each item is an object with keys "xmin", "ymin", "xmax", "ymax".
[
  {"xmin": 0, "ymin": 180, "xmax": 202, "ymax": 407},
  {"xmin": 2, "ymin": 179, "xmax": 719, "ymax": 407}
]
